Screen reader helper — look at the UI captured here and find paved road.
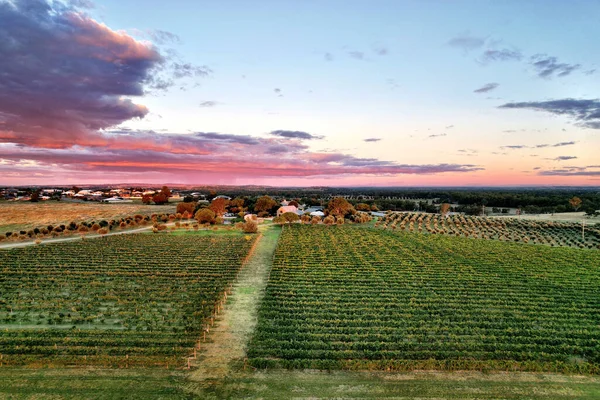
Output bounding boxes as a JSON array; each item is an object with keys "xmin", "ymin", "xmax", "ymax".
[{"xmin": 0, "ymin": 224, "xmax": 170, "ymax": 250}]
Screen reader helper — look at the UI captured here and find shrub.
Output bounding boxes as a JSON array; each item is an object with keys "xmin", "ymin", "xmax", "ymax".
[
  {"xmin": 242, "ymin": 220, "xmax": 258, "ymax": 233},
  {"xmin": 195, "ymin": 208, "xmax": 216, "ymax": 224}
]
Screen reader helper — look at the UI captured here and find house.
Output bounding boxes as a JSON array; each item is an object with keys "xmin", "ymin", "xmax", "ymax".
[
  {"xmin": 280, "ymin": 199, "xmax": 289, "ymax": 206},
  {"xmin": 214, "ymin": 195, "xmax": 231, "ymax": 200},
  {"xmin": 277, "ymin": 205, "xmax": 302, "ymax": 216},
  {"xmin": 309, "ymin": 211, "xmax": 325, "ymax": 217},
  {"xmin": 101, "ymin": 197, "xmax": 133, "ymax": 203}
]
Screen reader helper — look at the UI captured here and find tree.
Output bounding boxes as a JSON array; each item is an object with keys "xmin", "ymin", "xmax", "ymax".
[
  {"xmin": 288, "ymin": 200, "xmax": 299, "ymax": 208},
  {"xmin": 209, "ymin": 198, "xmax": 229, "ymax": 216},
  {"xmin": 152, "ymin": 193, "xmax": 169, "ymax": 205},
  {"xmin": 370, "ymin": 204, "xmax": 379, "ymax": 211},
  {"xmin": 194, "ymin": 208, "xmax": 216, "ymax": 224},
  {"xmin": 323, "ymin": 215, "xmax": 335, "ymax": 225},
  {"xmin": 141, "ymin": 194, "xmax": 153, "ymax": 204},
  {"xmin": 569, "ymin": 196, "xmax": 582, "ymax": 211},
  {"xmin": 440, "ymin": 203, "xmax": 451, "ymax": 216},
  {"xmin": 176, "ymin": 202, "xmax": 195, "ymax": 215},
  {"xmin": 254, "ymin": 195, "xmax": 277, "ymax": 215},
  {"xmin": 356, "ymin": 203, "xmax": 371, "ymax": 211},
  {"xmin": 282, "ymin": 212, "xmax": 300, "ymax": 224},
  {"xmin": 326, "ymin": 197, "xmax": 355, "ymax": 217},
  {"xmin": 301, "ymin": 214, "xmax": 311, "ymax": 224},
  {"xmin": 311, "ymin": 215, "xmax": 321, "ymax": 224},
  {"xmin": 160, "ymin": 186, "xmax": 171, "ymax": 198},
  {"xmin": 30, "ymin": 191, "xmax": 40, "ymax": 202},
  {"xmin": 272, "ymin": 216, "xmax": 285, "ymax": 225},
  {"xmin": 229, "ymin": 197, "xmax": 245, "ymax": 213}
]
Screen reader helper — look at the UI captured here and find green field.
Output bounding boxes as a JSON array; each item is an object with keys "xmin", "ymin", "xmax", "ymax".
[
  {"xmin": 248, "ymin": 225, "xmax": 600, "ymax": 372},
  {"xmin": 0, "ymin": 233, "xmax": 256, "ymax": 367}
]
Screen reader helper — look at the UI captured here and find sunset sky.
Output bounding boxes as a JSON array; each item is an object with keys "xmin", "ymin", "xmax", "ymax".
[{"xmin": 1, "ymin": 0, "xmax": 599, "ymax": 186}]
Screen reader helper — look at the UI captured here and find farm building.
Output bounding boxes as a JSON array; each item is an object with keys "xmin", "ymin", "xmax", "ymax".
[{"xmin": 277, "ymin": 205, "xmax": 302, "ymax": 216}]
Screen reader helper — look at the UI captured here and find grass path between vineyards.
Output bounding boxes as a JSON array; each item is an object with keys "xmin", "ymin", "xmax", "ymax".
[{"xmin": 187, "ymin": 224, "xmax": 282, "ymax": 385}]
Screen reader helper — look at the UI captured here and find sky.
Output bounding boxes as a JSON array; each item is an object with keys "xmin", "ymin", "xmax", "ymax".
[{"xmin": 1, "ymin": 0, "xmax": 599, "ymax": 187}]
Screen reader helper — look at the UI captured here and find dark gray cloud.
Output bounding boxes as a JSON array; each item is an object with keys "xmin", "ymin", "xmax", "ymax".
[
  {"xmin": 447, "ymin": 33, "xmax": 486, "ymax": 52},
  {"xmin": 539, "ymin": 169, "xmax": 600, "ymax": 176},
  {"xmin": 549, "ymin": 156, "xmax": 578, "ymax": 161},
  {"xmin": 0, "ymin": 0, "xmax": 162, "ymax": 149},
  {"xmin": 270, "ymin": 130, "xmax": 324, "ymax": 140},
  {"xmin": 199, "ymin": 101, "xmax": 219, "ymax": 108},
  {"xmin": 530, "ymin": 54, "xmax": 581, "ymax": 78},
  {"xmin": 539, "ymin": 141, "xmax": 577, "ymax": 148},
  {"xmin": 501, "ymin": 141, "xmax": 577, "ymax": 150},
  {"xmin": 499, "ymin": 98, "xmax": 600, "ymax": 129},
  {"xmin": 194, "ymin": 132, "xmax": 260, "ymax": 145},
  {"xmin": 364, "ymin": 138, "xmax": 382, "ymax": 142},
  {"xmin": 474, "ymin": 82, "xmax": 499, "ymax": 93},
  {"xmin": 480, "ymin": 48, "xmax": 522, "ymax": 63}
]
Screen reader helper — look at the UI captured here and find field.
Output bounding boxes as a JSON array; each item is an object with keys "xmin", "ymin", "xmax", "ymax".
[
  {"xmin": 0, "ymin": 233, "xmax": 256, "ymax": 367},
  {"xmin": 378, "ymin": 212, "xmax": 600, "ymax": 249},
  {"xmin": 0, "ymin": 201, "xmax": 175, "ymax": 233},
  {"xmin": 248, "ymin": 225, "xmax": 600, "ymax": 373}
]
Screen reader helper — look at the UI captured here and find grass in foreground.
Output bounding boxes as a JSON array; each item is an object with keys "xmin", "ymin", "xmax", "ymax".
[
  {"xmin": 2, "ymin": 368, "xmax": 599, "ymax": 399},
  {"xmin": 0, "ymin": 368, "xmax": 192, "ymax": 400},
  {"xmin": 192, "ymin": 370, "xmax": 600, "ymax": 400}
]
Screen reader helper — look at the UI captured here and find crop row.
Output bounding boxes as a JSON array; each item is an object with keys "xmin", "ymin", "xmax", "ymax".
[
  {"xmin": 377, "ymin": 212, "xmax": 600, "ymax": 249},
  {"xmin": 248, "ymin": 225, "xmax": 600, "ymax": 373},
  {"xmin": 0, "ymin": 233, "xmax": 256, "ymax": 367}
]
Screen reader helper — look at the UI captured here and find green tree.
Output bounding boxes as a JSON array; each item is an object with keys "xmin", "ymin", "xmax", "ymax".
[{"xmin": 282, "ymin": 212, "xmax": 300, "ymax": 224}]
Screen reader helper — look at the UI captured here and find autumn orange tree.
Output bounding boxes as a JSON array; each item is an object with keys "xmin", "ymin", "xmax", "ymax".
[
  {"xmin": 569, "ymin": 196, "xmax": 582, "ymax": 211},
  {"xmin": 326, "ymin": 197, "xmax": 355, "ymax": 218},
  {"xmin": 195, "ymin": 208, "xmax": 216, "ymax": 224},
  {"xmin": 440, "ymin": 203, "xmax": 451, "ymax": 216},
  {"xmin": 355, "ymin": 203, "xmax": 371, "ymax": 211},
  {"xmin": 176, "ymin": 202, "xmax": 195, "ymax": 215},
  {"xmin": 229, "ymin": 197, "xmax": 245, "ymax": 213},
  {"xmin": 209, "ymin": 198, "xmax": 229, "ymax": 216},
  {"xmin": 152, "ymin": 193, "xmax": 169, "ymax": 205}
]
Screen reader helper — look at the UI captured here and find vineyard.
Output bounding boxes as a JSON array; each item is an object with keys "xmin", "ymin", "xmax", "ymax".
[
  {"xmin": 248, "ymin": 225, "xmax": 600, "ymax": 373},
  {"xmin": 0, "ymin": 233, "xmax": 257, "ymax": 367},
  {"xmin": 376, "ymin": 212, "xmax": 600, "ymax": 249}
]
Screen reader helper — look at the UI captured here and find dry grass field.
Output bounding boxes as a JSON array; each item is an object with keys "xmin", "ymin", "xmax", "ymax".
[{"xmin": 0, "ymin": 201, "xmax": 175, "ymax": 232}]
